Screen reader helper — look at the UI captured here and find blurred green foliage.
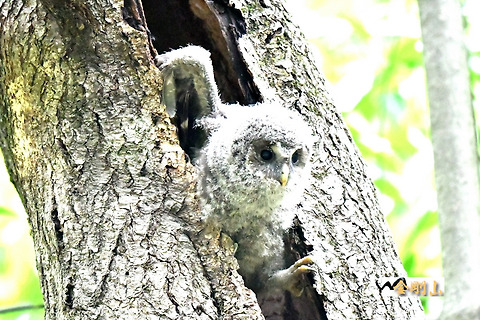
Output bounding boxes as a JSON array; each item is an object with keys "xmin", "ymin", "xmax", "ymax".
[
  {"xmin": 1, "ymin": 0, "xmax": 479, "ymax": 318},
  {"xmin": 0, "ymin": 156, "xmax": 44, "ymax": 320}
]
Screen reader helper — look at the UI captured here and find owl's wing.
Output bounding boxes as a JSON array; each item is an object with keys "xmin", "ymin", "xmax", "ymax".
[{"xmin": 155, "ymin": 46, "xmax": 222, "ymax": 157}]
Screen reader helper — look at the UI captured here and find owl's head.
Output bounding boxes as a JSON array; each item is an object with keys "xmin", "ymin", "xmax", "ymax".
[{"xmin": 219, "ymin": 103, "xmax": 315, "ymax": 190}]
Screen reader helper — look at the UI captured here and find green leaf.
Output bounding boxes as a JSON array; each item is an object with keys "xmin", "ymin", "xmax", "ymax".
[{"xmin": 0, "ymin": 207, "xmax": 16, "ymax": 217}]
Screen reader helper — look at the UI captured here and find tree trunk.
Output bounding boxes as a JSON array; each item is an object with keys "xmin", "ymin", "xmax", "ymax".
[
  {"xmin": 0, "ymin": 0, "xmax": 423, "ymax": 319},
  {"xmin": 418, "ymin": 0, "xmax": 480, "ymax": 319}
]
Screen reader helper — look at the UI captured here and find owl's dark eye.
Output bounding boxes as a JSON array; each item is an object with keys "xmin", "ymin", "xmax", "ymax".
[
  {"xmin": 292, "ymin": 150, "xmax": 300, "ymax": 164},
  {"xmin": 260, "ymin": 149, "xmax": 274, "ymax": 161}
]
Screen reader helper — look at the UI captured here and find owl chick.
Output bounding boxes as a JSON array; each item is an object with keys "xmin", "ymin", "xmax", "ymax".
[
  {"xmin": 156, "ymin": 46, "xmax": 315, "ymax": 296},
  {"xmin": 198, "ymin": 103, "xmax": 315, "ymax": 295}
]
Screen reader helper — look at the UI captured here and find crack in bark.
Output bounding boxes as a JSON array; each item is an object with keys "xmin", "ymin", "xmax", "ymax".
[
  {"xmin": 185, "ymin": 231, "xmax": 221, "ymax": 311},
  {"xmin": 65, "ymin": 281, "xmax": 74, "ymax": 308},
  {"xmin": 50, "ymin": 195, "xmax": 64, "ymax": 250}
]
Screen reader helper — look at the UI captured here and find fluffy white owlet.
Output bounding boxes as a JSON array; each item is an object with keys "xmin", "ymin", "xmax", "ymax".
[{"xmin": 156, "ymin": 46, "xmax": 315, "ymax": 297}]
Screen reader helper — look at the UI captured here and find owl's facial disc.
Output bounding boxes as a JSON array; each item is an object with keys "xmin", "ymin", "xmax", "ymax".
[
  {"xmin": 250, "ymin": 139, "xmax": 307, "ymax": 187},
  {"xmin": 270, "ymin": 145, "xmax": 291, "ymax": 187}
]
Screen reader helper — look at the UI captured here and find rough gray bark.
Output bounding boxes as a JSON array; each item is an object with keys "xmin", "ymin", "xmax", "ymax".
[
  {"xmin": 0, "ymin": 0, "xmax": 423, "ymax": 319},
  {"xmin": 418, "ymin": 0, "xmax": 480, "ymax": 319},
  {"xmin": 0, "ymin": 0, "xmax": 256, "ymax": 319}
]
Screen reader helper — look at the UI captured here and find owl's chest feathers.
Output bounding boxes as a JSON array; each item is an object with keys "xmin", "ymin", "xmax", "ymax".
[{"xmin": 202, "ymin": 172, "xmax": 286, "ymax": 233}]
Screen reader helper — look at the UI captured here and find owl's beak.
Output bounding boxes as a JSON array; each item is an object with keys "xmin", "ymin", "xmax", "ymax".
[{"xmin": 280, "ymin": 164, "xmax": 289, "ymax": 186}]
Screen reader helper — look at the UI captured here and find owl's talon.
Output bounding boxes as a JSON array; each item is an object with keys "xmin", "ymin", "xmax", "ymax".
[
  {"xmin": 294, "ymin": 265, "xmax": 315, "ymax": 275},
  {"xmin": 293, "ymin": 256, "xmax": 314, "ymax": 268},
  {"xmin": 269, "ymin": 255, "xmax": 315, "ymax": 297}
]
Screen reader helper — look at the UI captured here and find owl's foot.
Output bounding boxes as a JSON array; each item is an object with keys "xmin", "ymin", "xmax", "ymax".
[{"xmin": 270, "ymin": 256, "xmax": 315, "ymax": 297}]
